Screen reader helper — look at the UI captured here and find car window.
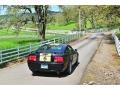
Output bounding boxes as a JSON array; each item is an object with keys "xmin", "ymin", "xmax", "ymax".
[
  {"xmin": 37, "ymin": 44, "xmax": 63, "ymax": 54},
  {"xmin": 65, "ymin": 46, "xmax": 74, "ymax": 54},
  {"xmin": 65, "ymin": 47, "xmax": 69, "ymax": 54}
]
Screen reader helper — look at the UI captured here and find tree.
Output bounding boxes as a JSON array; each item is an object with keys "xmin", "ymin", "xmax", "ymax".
[
  {"xmin": 34, "ymin": 5, "xmax": 48, "ymax": 40},
  {"xmin": 6, "ymin": 5, "xmax": 48, "ymax": 40},
  {"xmin": 5, "ymin": 5, "xmax": 117, "ymax": 33},
  {"xmin": 59, "ymin": 6, "xmax": 74, "ymax": 25}
]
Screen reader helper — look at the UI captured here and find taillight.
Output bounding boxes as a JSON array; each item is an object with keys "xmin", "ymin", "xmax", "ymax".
[
  {"xmin": 28, "ymin": 54, "xmax": 36, "ymax": 61},
  {"xmin": 54, "ymin": 56, "xmax": 64, "ymax": 63}
]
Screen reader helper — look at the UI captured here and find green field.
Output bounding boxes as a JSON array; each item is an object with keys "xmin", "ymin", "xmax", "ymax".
[
  {"xmin": 0, "ymin": 28, "xmax": 37, "ymax": 36},
  {"xmin": 47, "ymin": 21, "xmax": 92, "ymax": 30},
  {"xmin": 0, "ymin": 29, "xmax": 63, "ymax": 50},
  {"xmin": 0, "ymin": 21, "xmax": 92, "ymax": 50},
  {"xmin": 47, "ymin": 22, "xmax": 76, "ymax": 30},
  {"xmin": 22, "ymin": 20, "xmax": 92, "ymax": 30}
]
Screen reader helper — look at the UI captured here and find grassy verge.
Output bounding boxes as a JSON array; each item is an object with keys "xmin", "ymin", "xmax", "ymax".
[
  {"xmin": 0, "ymin": 34, "xmax": 62, "ymax": 50},
  {"xmin": 0, "ymin": 28, "xmax": 37, "ymax": 36},
  {"xmin": 0, "ymin": 28, "xmax": 64, "ymax": 50},
  {"xmin": 116, "ymin": 31, "xmax": 120, "ymax": 39},
  {"xmin": 19, "ymin": 21, "xmax": 92, "ymax": 30},
  {"xmin": 47, "ymin": 22, "xmax": 76, "ymax": 30}
]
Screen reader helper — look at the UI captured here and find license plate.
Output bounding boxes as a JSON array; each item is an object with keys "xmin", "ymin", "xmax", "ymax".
[
  {"xmin": 41, "ymin": 64, "xmax": 48, "ymax": 69},
  {"xmin": 40, "ymin": 53, "xmax": 51, "ymax": 62}
]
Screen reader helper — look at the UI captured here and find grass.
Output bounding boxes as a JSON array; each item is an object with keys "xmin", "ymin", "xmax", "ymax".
[
  {"xmin": 0, "ymin": 28, "xmax": 63, "ymax": 50},
  {"xmin": 86, "ymin": 20, "xmax": 92, "ymax": 29},
  {"xmin": 47, "ymin": 22, "xmax": 76, "ymax": 30},
  {"xmin": 116, "ymin": 31, "xmax": 120, "ymax": 39},
  {"xmin": 0, "ymin": 20, "xmax": 91, "ymax": 50},
  {"xmin": 0, "ymin": 28, "xmax": 37, "ymax": 36},
  {"xmin": 22, "ymin": 22, "xmax": 77, "ymax": 30},
  {"xmin": 47, "ymin": 21, "xmax": 92, "ymax": 30},
  {"xmin": 0, "ymin": 34, "xmax": 62, "ymax": 50}
]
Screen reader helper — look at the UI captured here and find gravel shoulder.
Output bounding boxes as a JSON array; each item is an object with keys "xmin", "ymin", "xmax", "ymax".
[{"xmin": 80, "ymin": 33, "xmax": 120, "ymax": 85}]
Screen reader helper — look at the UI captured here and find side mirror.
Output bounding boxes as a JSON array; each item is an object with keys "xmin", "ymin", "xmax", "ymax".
[{"xmin": 75, "ymin": 49, "xmax": 77, "ymax": 52}]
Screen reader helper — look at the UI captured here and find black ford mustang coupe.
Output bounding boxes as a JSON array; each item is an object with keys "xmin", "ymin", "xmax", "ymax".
[{"xmin": 27, "ymin": 44, "xmax": 79, "ymax": 75}]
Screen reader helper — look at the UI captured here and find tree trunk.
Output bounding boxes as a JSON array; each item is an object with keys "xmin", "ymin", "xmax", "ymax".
[
  {"xmin": 42, "ymin": 6, "xmax": 48, "ymax": 40},
  {"xmin": 34, "ymin": 5, "xmax": 48, "ymax": 41},
  {"xmin": 91, "ymin": 14, "xmax": 95, "ymax": 29},
  {"xmin": 83, "ymin": 17, "xmax": 87, "ymax": 29}
]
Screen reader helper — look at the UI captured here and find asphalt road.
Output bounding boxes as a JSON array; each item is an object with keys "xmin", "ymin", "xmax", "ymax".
[{"xmin": 0, "ymin": 33, "xmax": 103, "ymax": 85}]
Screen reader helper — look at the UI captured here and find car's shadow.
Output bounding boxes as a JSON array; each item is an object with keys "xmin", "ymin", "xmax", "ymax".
[{"xmin": 32, "ymin": 63, "xmax": 79, "ymax": 78}]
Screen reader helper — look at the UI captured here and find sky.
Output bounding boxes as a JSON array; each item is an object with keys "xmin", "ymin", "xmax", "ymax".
[
  {"xmin": 0, "ymin": 6, "xmax": 7, "ymax": 15},
  {"xmin": 0, "ymin": 5, "xmax": 60, "ymax": 15},
  {"xmin": 50, "ymin": 5, "xmax": 60, "ymax": 12}
]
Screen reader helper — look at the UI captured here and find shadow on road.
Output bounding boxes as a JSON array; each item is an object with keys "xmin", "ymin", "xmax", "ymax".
[{"xmin": 32, "ymin": 63, "xmax": 79, "ymax": 78}]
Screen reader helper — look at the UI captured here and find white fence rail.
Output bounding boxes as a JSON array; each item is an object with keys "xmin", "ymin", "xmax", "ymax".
[
  {"xmin": 112, "ymin": 30, "xmax": 120, "ymax": 56},
  {"xmin": 0, "ymin": 32, "xmax": 84, "ymax": 64}
]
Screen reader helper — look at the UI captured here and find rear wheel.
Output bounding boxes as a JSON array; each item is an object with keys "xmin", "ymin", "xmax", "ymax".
[
  {"xmin": 75, "ymin": 56, "xmax": 79, "ymax": 65},
  {"xmin": 57, "ymin": 71, "xmax": 60, "ymax": 75},
  {"xmin": 66, "ymin": 61, "xmax": 72, "ymax": 75},
  {"xmin": 32, "ymin": 71, "xmax": 38, "ymax": 76},
  {"xmin": 75, "ymin": 54, "xmax": 79, "ymax": 65}
]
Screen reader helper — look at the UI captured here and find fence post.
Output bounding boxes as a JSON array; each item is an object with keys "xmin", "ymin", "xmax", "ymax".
[
  {"xmin": 17, "ymin": 47, "xmax": 19, "ymax": 57},
  {"xmin": 70, "ymin": 35, "xmax": 71, "ymax": 41},
  {"xmin": 62, "ymin": 38, "xmax": 64, "ymax": 43},
  {"xmin": 78, "ymin": 33, "xmax": 79, "ymax": 38},
  {"xmin": 71, "ymin": 35, "xmax": 73, "ymax": 41},
  {"xmin": 67, "ymin": 36, "xmax": 69, "ymax": 42},
  {"xmin": 71, "ymin": 35, "xmax": 73, "ymax": 40},
  {"xmin": 58, "ymin": 38, "xmax": 59, "ymax": 43},
  {"xmin": 64, "ymin": 37, "xmax": 65, "ymax": 43},
  {"xmin": 54, "ymin": 39, "xmax": 56, "ymax": 44},
  {"xmin": 0, "ymin": 51, "xmax": 2, "ymax": 63},
  {"xmin": 29, "ymin": 44, "xmax": 32, "ymax": 53},
  {"xmin": 73, "ymin": 34, "xmax": 75, "ymax": 39},
  {"xmin": 65, "ymin": 36, "xmax": 67, "ymax": 43},
  {"xmin": 79, "ymin": 33, "xmax": 80, "ymax": 38},
  {"xmin": 64, "ymin": 37, "xmax": 66, "ymax": 43}
]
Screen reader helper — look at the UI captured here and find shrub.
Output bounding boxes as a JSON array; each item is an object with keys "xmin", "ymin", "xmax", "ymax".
[{"xmin": 116, "ymin": 32, "xmax": 120, "ymax": 40}]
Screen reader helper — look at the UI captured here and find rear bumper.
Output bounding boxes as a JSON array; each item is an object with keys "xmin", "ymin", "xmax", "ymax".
[{"xmin": 27, "ymin": 61, "xmax": 65, "ymax": 72}]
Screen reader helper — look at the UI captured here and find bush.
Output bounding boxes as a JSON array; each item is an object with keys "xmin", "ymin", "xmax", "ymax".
[{"xmin": 116, "ymin": 32, "xmax": 120, "ymax": 40}]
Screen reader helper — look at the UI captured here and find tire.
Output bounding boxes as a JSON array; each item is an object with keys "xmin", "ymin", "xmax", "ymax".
[
  {"xmin": 75, "ymin": 54, "xmax": 79, "ymax": 65},
  {"xmin": 32, "ymin": 71, "xmax": 38, "ymax": 76},
  {"xmin": 57, "ymin": 71, "xmax": 60, "ymax": 75},
  {"xmin": 66, "ymin": 61, "xmax": 72, "ymax": 75},
  {"xmin": 75, "ymin": 56, "xmax": 79, "ymax": 65}
]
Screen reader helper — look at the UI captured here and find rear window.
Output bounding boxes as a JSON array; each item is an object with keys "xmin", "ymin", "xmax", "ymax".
[{"xmin": 37, "ymin": 44, "xmax": 63, "ymax": 54}]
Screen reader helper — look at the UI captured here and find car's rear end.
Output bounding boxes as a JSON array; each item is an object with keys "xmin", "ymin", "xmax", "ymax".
[{"xmin": 27, "ymin": 44, "xmax": 67, "ymax": 74}]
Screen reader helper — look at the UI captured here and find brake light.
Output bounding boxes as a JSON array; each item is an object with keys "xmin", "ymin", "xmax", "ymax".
[
  {"xmin": 54, "ymin": 56, "xmax": 64, "ymax": 63},
  {"xmin": 28, "ymin": 54, "xmax": 36, "ymax": 61}
]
